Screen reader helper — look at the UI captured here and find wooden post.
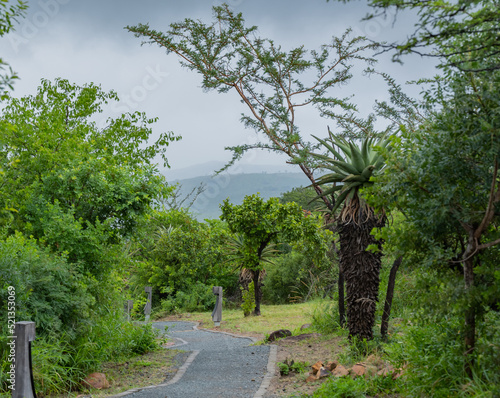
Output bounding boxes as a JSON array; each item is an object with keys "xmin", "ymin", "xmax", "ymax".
[
  {"xmin": 12, "ymin": 322, "xmax": 36, "ymax": 398},
  {"xmin": 144, "ymin": 286, "xmax": 152, "ymax": 322},
  {"xmin": 212, "ymin": 286, "xmax": 222, "ymax": 326}
]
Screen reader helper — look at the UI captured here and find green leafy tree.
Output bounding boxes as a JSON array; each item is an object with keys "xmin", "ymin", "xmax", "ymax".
[
  {"xmin": 220, "ymin": 194, "xmax": 323, "ymax": 315},
  {"xmin": 279, "ymin": 186, "xmax": 321, "ymax": 213},
  {"xmin": 0, "ymin": 0, "xmax": 27, "ymax": 99},
  {"xmin": 311, "ymin": 132, "xmax": 390, "ymax": 340},
  {"xmin": 370, "ymin": 68, "xmax": 500, "ymax": 377},
  {"xmin": 337, "ymin": 0, "xmax": 500, "ymax": 378},
  {"xmin": 0, "ymin": 78, "xmax": 179, "ymax": 273}
]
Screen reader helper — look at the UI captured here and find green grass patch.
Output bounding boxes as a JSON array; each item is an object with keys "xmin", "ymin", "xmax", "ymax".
[{"xmin": 187, "ymin": 299, "xmax": 330, "ymax": 335}]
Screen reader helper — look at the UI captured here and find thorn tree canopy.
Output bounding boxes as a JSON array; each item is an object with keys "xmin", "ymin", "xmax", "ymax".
[{"xmin": 126, "ymin": 3, "xmax": 378, "ymax": 210}]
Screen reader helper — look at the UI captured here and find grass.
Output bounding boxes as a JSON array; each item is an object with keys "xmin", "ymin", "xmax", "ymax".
[{"xmin": 179, "ymin": 299, "xmax": 329, "ymax": 336}]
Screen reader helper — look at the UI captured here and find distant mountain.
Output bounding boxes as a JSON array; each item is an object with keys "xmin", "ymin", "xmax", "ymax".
[
  {"xmin": 171, "ymin": 172, "xmax": 310, "ymax": 220},
  {"xmin": 161, "ymin": 161, "xmax": 303, "ymax": 181}
]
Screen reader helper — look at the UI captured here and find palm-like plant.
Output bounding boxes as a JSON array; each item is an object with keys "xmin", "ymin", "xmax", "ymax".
[
  {"xmin": 225, "ymin": 234, "xmax": 278, "ymax": 313},
  {"xmin": 311, "ymin": 131, "xmax": 389, "ymax": 340}
]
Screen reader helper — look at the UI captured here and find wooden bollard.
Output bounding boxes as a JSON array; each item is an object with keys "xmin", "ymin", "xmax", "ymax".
[
  {"xmin": 212, "ymin": 286, "xmax": 222, "ymax": 326},
  {"xmin": 144, "ymin": 286, "xmax": 152, "ymax": 322},
  {"xmin": 12, "ymin": 321, "xmax": 36, "ymax": 398}
]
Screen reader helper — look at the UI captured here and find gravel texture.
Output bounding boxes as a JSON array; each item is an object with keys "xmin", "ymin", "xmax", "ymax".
[{"xmin": 116, "ymin": 321, "xmax": 271, "ymax": 398}]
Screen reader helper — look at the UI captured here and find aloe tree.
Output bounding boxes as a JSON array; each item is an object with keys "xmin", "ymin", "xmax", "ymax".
[{"xmin": 312, "ymin": 131, "xmax": 389, "ymax": 340}]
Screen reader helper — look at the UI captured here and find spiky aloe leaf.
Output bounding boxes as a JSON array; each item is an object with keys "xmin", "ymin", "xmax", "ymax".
[
  {"xmin": 331, "ymin": 188, "xmax": 351, "ymax": 213},
  {"xmin": 342, "ymin": 174, "xmax": 367, "ymax": 183},
  {"xmin": 361, "ymin": 137, "xmax": 370, "ymax": 161},
  {"xmin": 343, "ymin": 181, "xmax": 363, "ymax": 191},
  {"xmin": 311, "ymin": 134, "xmax": 345, "ymax": 161},
  {"xmin": 348, "ymin": 142, "xmax": 365, "ymax": 173},
  {"xmin": 316, "ymin": 174, "xmax": 347, "ymax": 185},
  {"xmin": 330, "ymin": 159, "xmax": 360, "ymax": 175},
  {"xmin": 361, "ymin": 165, "xmax": 375, "ymax": 180}
]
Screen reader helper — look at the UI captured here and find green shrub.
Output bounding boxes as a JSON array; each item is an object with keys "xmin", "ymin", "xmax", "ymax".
[
  {"xmin": 0, "ymin": 233, "xmax": 94, "ymax": 339},
  {"xmin": 241, "ymin": 281, "xmax": 255, "ymax": 316},
  {"xmin": 0, "ymin": 234, "xmax": 160, "ymax": 395},
  {"xmin": 310, "ymin": 300, "xmax": 345, "ymax": 335},
  {"xmin": 312, "ymin": 375, "xmax": 401, "ymax": 398},
  {"xmin": 312, "ymin": 377, "xmax": 368, "ymax": 398},
  {"xmin": 157, "ymin": 282, "xmax": 218, "ymax": 315},
  {"xmin": 131, "ymin": 210, "xmax": 239, "ymax": 313},
  {"xmin": 262, "ymin": 250, "xmax": 336, "ymax": 305}
]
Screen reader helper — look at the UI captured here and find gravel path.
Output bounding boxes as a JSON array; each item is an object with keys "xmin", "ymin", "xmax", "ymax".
[{"xmin": 110, "ymin": 321, "xmax": 275, "ymax": 398}]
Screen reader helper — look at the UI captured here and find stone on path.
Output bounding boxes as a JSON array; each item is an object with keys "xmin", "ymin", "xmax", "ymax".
[
  {"xmin": 267, "ymin": 329, "xmax": 292, "ymax": 342},
  {"xmin": 332, "ymin": 364, "xmax": 349, "ymax": 377},
  {"xmin": 83, "ymin": 372, "xmax": 110, "ymax": 390}
]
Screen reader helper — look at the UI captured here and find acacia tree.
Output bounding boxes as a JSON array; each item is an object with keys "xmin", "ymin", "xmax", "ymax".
[
  {"xmin": 127, "ymin": 3, "xmax": 378, "ymax": 323},
  {"xmin": 371, "ymin": 69, "xmax": 500, "ymax": 376},
  {"xmin": 220, "ymin": 194, "xmax": 322, "ymax": 316}
]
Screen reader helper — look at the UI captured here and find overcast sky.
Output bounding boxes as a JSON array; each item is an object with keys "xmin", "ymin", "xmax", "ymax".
[{"xmin": 2, "ymin": 0, "xmax": 436, "ymax": 178}]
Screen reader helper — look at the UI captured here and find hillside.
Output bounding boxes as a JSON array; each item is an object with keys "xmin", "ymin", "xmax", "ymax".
[{"xmin": 171, "ymin": 172, "xmax": 310, "ymax": 220}]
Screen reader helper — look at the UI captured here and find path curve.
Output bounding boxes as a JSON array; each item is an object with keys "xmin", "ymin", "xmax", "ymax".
[{"xmin": 109, "ymin": 321, "xmax": 277, "ymax": 398}]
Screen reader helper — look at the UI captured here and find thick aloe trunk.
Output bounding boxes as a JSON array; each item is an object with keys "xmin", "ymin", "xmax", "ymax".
[{"xmin": 339, "ymin": 214, "xmax": 385, "ymax": 340}]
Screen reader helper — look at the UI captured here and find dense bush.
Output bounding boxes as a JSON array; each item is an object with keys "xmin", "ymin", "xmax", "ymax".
[
  {"xmin": 131, "ymin": 209, "xmax": 239, "ymax": 314},
  {"xmin": 263, "ymin": 251, "xmax": 336, "ymax": 304},
  {"xmin": 0, "ymin": 233, "xmax": 160, "ymax": 395},
  {"xmin": 0, "ymin": 233, "xmax": 94, "ymax": 339}
]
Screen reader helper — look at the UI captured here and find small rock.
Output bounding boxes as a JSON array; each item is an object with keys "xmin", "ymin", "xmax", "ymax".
[
  {"xmin": 311, "ymin": 361, "xmax": 324, "ymax": 374},
  {"xmin": 351, "ymin": 363, "xmax": 366, "ymax": 378},
  {"xmin": 317, "ymin": 366, "xmax": 332, "ymax": 379},
  {"xmin": 392, "ymin": 363, "xmax": 408, "ymax": 379},
  {"xmin": 267, "ymin": 329, "xmax": 292, "ymax": 342},
  {"xmin": 300, "ymin": 323, "xmax": 312, "ymax": 330},
  {"xmin": 306, "ymin": 375, "xmax": 317, "ymax": 383},
  {"xmin": 326, "ymin": 361, "xmax": 338, "ymax": 371},
  {"xmin": 281, "ymin": 333, "xmax": 321, "ymax": 342},
  {"xmin": 83, "ymin": 373, "xmax": 110, "ymax": 390},
  {"xmin": 332, "ymin": 364, "xmax": 349, "ymax": 377}
]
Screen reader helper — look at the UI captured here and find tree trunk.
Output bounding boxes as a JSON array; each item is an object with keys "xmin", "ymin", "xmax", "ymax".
[
  {"xmin": 338, "ymin": 263, "xmax": 346, "ymax": 327},
  {"xmin": 253, "ymin": 269, "xmax": 262, "ymax": 316},
  {"xmin": 381, "ymin": 256, "xmax": 403, "ymax": 340},
  {"xmin": 340, "ymin": 214, "xmax": 385, "ymax": 340}
]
